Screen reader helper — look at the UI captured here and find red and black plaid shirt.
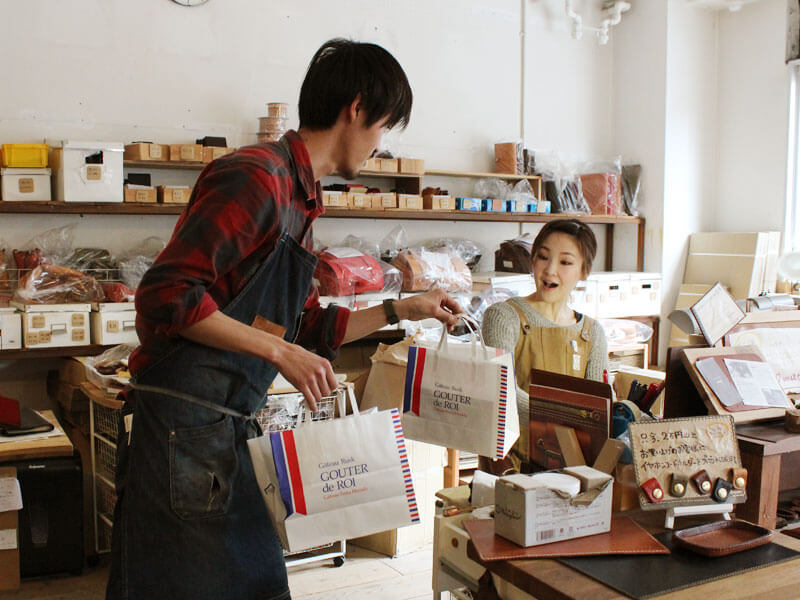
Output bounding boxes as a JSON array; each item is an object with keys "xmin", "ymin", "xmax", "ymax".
[{"xmin": 129, "ymin": 130, "xmax": 350, "ymax": 375}]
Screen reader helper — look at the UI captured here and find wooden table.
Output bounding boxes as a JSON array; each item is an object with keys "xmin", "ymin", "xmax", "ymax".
[
  {"xmin": 0, "ymin": 411, "xmax": 73, "ymax": 462},
  {"xmin": 735, "ymin": 421, "xmax": 800, "ymax": 529},
  {"xmin": 467, "ymin": 512, "xmax": 800, "ymax": 600}
]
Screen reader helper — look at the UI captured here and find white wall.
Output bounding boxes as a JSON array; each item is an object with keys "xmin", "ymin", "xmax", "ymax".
[{"xmin": 715, "ymin": 0, "xmax": 789, "ymax": 233}]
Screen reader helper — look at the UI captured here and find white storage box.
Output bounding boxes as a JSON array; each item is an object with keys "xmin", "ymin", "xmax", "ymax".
[
  {"xmin": 91, "ymin": 302, "xmax": 138, "ymax": 345},
  {"xmin": 569, "ymin": 279, "xmax": 598, "ymax": 318},
  {"xmin": 0, "ymin": 168, "xmax": 51, "ymax": 201},
  {"xmin": 472, "ymin": 272, "xmax": 535, "ymax": 297},
  {"xmin": 0, "ymin": 308, "xmax": 22, "ymax": 349},
  {"xmin": 50, "ymin": 141, "xmax": 124, "ymax": 203},
  {"xmin": 495, "ymin": 468, "xmax": 612, "ymax": 547},
  {"xmin": 591, "ymin": 272, "xmax": 631, "ymax": 318},
  {"xmin": 627, "ymin": 272, "xmax": 662, "ymax": 316},
  {"xmin": 12, "ymin": 302, "xmax": 91, "ymax": 348}
]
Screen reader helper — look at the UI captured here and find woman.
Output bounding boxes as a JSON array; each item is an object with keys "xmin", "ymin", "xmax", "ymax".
[{"xmin": 481, "ymin": 218, "xmax": 608, "ymax": 472}]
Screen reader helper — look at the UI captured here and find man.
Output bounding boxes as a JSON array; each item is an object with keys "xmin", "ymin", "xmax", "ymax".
[{"xmin": 106, "ymin": 39, "xmax": 461, "ymax": 600}]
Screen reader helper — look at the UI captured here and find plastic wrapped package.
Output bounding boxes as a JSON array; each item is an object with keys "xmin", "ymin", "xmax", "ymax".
[
  {"xmin": 118, "ymin": 237, "xmax": 166, "ymax": 290},
  {"xmin": 379, "ymin": 225, "xmax": 408, "ymax": 263},
  {"xmin": 453, "ymin": 287, "xmax": 515, "ymax": 325},
  {"xmin": 422, "ymin": 238, "xmax": 484, "ymax": 271},
  {"xmin": 599, "ymin": 318, "xmax": 653, "ymax": 345},
  {"xmin": 474, "ymin": 178, "xmax": 511, "ymax": 201},
  {"xmin": 66, "ymin": 248, "xmax": 119, "ymax": 281},
  {"xmin": 101, "ymin": 281, "xmax": 136, "ymax": 302},
  {"xmin": 494, "ymin": 233, "xmax": 534, "ymax": 273},
  {"xmin": 535, "ymin": 151, "xmax": 589, "ymax": 214},
  {"xmin": 314, "ymin": 247, "xmax": 384, "ymax": 296},
  {"xmin": 379, "ymin": 260, "xmax": 402, "ymax": 292},
  {"xmin": 85, "ymin": 343, "xmax": 136, "ymax": 391},
  {"xmin": 577, "ymin": 156, "xmax": 623, "ymax": 216},
  {"xmin": 391, "ymin": 248, "xmax": 471, "ymax": 293},
  {"xmin": 21, "ymin": 224, "xmax": 77, "ymax": 266},
  {"xmin": 341, "ymin": 234, "xmax": 380, "ymax": 259},
  {"xmin": 622, "ymin": 164, "xmax": 642, "ymax": 216},
  {"xmin": 14, "ymin": 264, "xmax": 106, "ymax": 304}
]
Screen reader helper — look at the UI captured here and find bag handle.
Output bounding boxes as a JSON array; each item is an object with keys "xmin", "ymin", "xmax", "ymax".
[
  {"xmin": 297, "ymin": 385, "xmax": 358, "ymax": 427},
  {"xmin": 436, "ymin": 313, "xmax": 490, "ymax": 361}
]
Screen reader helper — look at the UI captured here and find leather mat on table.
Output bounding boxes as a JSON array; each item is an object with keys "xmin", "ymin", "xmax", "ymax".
[{"xmin": 559, "ymin": 529, "xmax": 800, "ymax": 599}]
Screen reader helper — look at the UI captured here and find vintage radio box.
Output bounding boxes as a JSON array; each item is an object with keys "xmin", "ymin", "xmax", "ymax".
[
  {"xmin": 1, "ymin": 168, "xmax": 51, "ymax": 201},
  {"xmin": 50, "ymin": 141, "xmax": 124, "ymax": 203}
]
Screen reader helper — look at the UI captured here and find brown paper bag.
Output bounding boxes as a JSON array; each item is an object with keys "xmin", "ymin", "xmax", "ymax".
[{"xmin": 361, "ymin": 337, "xmax": 416, "ymax": 411}]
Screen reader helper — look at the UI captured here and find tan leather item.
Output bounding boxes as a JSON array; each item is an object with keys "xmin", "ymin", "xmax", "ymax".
[
  {"xmin": 463, "ymin": 515, "xmax": 669, "ymax": 562},
  {"xmin": 673, "ymin": 519, "xmax": 773, "ymax": 557},
  {"xmin": 391, "ymin": 249, "xmax": 471, "ymax": 293}
]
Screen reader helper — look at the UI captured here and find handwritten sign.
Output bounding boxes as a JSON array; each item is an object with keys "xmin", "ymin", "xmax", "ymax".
[{"xmin": 629, "ymin": 416, "xmax": 745, "ymax": 510}]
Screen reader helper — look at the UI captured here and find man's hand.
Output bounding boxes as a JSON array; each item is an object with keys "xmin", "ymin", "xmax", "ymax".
[
  {"xmin": 270, "ymin": 340, "xmax": 338, "ymax": 413},
  {"xmin": 396, "ymin": 289, "xmax": 462, "ymax": 331}
]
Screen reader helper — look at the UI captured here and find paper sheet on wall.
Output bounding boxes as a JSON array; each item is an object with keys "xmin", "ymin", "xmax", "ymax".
[
  {"xmin": 727, "ymin": 327, "xmax": 800, "ymax": 393},
  {"xmin": 723, "ymin": 358, "xmax": 791, "ymax": 408},
  {"xmin": 0, "ymin": 477, "xmax": 22, "ymax": 512}
]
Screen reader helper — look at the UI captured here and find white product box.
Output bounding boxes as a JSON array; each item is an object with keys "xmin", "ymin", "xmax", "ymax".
[
  {"xmin": 627, "ymin": 272, "xmax": 662, "ymax": 316},
  {"xmin": 569, "ymin": 279, "xmax": 598, "ymax": 318},
  {"xmin": 495, "ymin": 469, "xmax": 612, "ymax": 547},
  {"xmin": 50, "ymin": 141, "xmax": 124, "ymax": 203},
  {"xmin": 0, "ymin": 168, "xmax": 51, "ymax": 201},
  {"xmin": 591, "ymin": 272, "xmax": 631, "ymax": 318},
  {"xmin": 12, "ymin": 302, "xmax": 92, "ymax": 348},
  {"xmin": 0, "ymin": 308, "xmax": 22, "ymax": 349},
  {"xmin": 472, "ymin": 272, "xmax": 535, "ymax": 297},
  {"xmin": 90, "ymin": 302, "xmax": 138, "ymax": 345}
]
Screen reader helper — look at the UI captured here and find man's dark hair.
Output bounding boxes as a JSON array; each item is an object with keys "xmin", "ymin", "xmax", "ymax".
[
  {"xmin": 532, "ymin": 219, "xmax": 597, "ymax": 277},
  {"xmin": 299, "ymin": 38, "xmax": 412, "ymax": 131}
]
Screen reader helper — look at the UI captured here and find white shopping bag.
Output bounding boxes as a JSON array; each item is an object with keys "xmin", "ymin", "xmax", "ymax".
[
  {"xmin": 247, "ymin": 390, "xmax": 419, "ymax": 553},
  {"xmin": 401, "ymin": 316, "xmax": 519, "ymax": 458}
]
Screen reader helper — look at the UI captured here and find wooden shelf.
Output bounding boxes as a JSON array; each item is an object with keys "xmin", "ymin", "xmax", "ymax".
[
  {"xmin": 124, "ymin": 159, "xmax": 205, "ymax": 170},
  {"xmin": 425, "ymin": 169, "xmax": 541, "ymax": 181},
  {"xmin": 321, "ymin": 208, "xmax": 642, "ymax": 225},
  {"xmin": 0, "ymin": 201, "xmax": 185, "ymax": 215},
  {"xmin": 347, "ymin": 170, "xmax": 423, "ymax": 179},
  {"xmin": 0, "ymin": 344, "xmax": 111, "ymax": 360}
]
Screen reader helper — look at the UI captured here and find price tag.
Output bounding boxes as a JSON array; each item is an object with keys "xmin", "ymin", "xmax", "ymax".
[
  {"xmin": 18, "ymin": 178, "xmax": 34, "ymax": 193},
  {"xmin": 31, "ymin": 315, "xmax": 45, "ymax": 329},
  {"xmin": 173, "ymin": 189, "xmax": 184, "ymax": 203},
  {"xmin": 72, "ymin": 329, "xmax": 85, "ymax": 342},
  {"xmin": 86, "ymin": 165, "xmax": 102, "ymax": 181},
  {"xmin": 180, "ymin": 146, "xmax": 195, "ymax": 160},
  {"xmin": 149, "ymin": 144, "xmax": 162, "ymax": 159},
  {"xmin": 24, "ymin": 332, "xmax": 40, "ymax": 346},
  {"xmin": 39, "ymin": 331, "xmax": 52, "ymax": 344},
  {"xmin": 135, "ymin": 190, "xmax": 149, "ymax": 203},
  {"xmin": 71, "ymin": 314, "xmax": 85, "ymax": 327},
  {"xmin": 106, "ymin": 320, "xmax": 120, "ymax": 333}
]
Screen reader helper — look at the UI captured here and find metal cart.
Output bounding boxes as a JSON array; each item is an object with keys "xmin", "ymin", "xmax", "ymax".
[{"xmin": 254, "ymin": 387, "xmax": 348, "ymax": 568}]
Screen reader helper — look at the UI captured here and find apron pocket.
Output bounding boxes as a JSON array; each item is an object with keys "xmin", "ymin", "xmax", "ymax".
[{"xmin": 169, "ymin": 416, "xmax": 238, "ymax": 520}]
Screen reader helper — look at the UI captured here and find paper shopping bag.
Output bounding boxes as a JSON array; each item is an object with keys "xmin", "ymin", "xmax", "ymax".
[
  {"xmin": 247, "ymin": 396, "xmax": 419, "ymax": 553},
  {"xmin": 401, "ymin": 317, "xmax": 519, "ymax": 458}
]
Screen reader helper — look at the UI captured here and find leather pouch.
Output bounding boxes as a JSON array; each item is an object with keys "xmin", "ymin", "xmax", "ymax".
[{"xmin": 528, "ymin": 369, "xmax": 612, "ymax": 470}]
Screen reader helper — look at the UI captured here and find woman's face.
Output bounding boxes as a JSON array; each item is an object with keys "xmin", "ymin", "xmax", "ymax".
[{"xmin": 532, "ymin": 232, "xmax": 585, "ymax": 303}]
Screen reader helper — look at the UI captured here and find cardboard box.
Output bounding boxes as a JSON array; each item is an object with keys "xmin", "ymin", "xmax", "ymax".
[
  {"xmin": 378, "ymin": 192, "xmax": 397, "ymax": 209},
  {"xmin": 668, "ymin": 282, "xmax": 720, "ymax": 346},
  {"xmin": 534, "ymin": 200, "xmax": 551, "ymax": 213},
  {"xmin": 495, "ymin": 469, "xmax": 612, "ymax": 547},
  {"xmin": 169, "ymin": 144, "xmax": 203, "ymax": 162},
  {"xmin": 322, "ymin": 190, "xmax": 348, "ymax": 208},
  {"xmin": 202, "ymin": 146, "xmax": 234, "ymax": 162},
  {"xmin": 506, "ymin": 199, "xmax": 530, "ymax": 213},
  {"xmin": 90, "ymin": 302, "xmax": 138, "ymax": 345},
  {"xmin": 124, "ymin": 143, "xmax": 168, "ymax": 161},
  {"xmin": 0, "ymin": 308, "xmax": 22, "ymax": 349},
  {"xmin": 158, "ymin": 185, "xmax": 192, "ymax": 204},
  {"xmin": 684, "ymin": 232, "xmax": 776, "ymax": 299},
  {"xmin": 0, "ymin": 467, "xmax": 20, "ymax": 592},
  {"xmin": 123, "ymin": 184, "xmax": 157, "ymax": 203},
  {"xmin": 456, "ymin": 197, "xmax": 482, "ymax": 211},
  {"xmin": 379, "ymin": 158, "xmax": 399, "ymax": 173},
  {"xmin": 423, "ymin": 194, "xmax": 453, "ymax": 211},
  {"xmin": 482, "ymin": 198, "xmax": 506, "ymax": 212},
  {"xmin": 363, "ymin": 157, "xmax": 381, "ymax": 171},
  {"xmin": 50, "ymin": 141, "xmax": 124, "ymax": 203},
  {"xmin": 347, "ymin": 192, "xmax": 371, "ymax": 209},
  {"xmin": 398, "ymin": 158, "xmax": 425, "ymax": 174},
  {"xmin": 763, "ymin": 231, "xmax": 782, "ymax": 294},
  {"xmin": 0, "ymin": 168, "xmax": 51, "ymax": 201},
  {"xmin": 12, "ymin": 302, "xmax": 91, "ymax": 348},
  {"xmin": 397, "ymin": 194, "xmax": 423, "ymax": 210}
]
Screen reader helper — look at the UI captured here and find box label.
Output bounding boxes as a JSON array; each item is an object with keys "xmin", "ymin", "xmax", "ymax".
[
  {"xmin": 179, "ymin": 146, "xmax": 195, "ymax": 161},
  {"xmin": 173, "ymin": 189, "xmax": 185, "ymax": 203},
  {"xmin": 39, "ymin": 331, "xmax": 52, "ymax": 344},
  {"xmin": 18, "ymin": 178, "xmax": 34, "ymax": 193},
  {"xmin": 24, "ymin": 332, "xmax": 39, "ymax": 346},
  {"xmin": 72, "ymin": 329, "xmax": 84, "ymax": 342},
  {"xmin": 31, "ymin": 315, "xmax": 45, "ymax": 329},
  {"xmin": 0, "ymin": 529, "xmax": 16, "ymax": 551},
  {"xmin": 149, "ymin": 144, "xmax": 162, "ymax": 159},
  {"xmin": 135, "ymin": 190, "xmax": 149, "ymax": 203},
  {"xmin": 71, "ymin": 314, "xmax": 85, "ymax": 327},
  {"xmin": 107, "ymin": 320, "xmax": 120, "ymax": 333},
  {"xmin": 86, "ymin": 165, "xmax": 102, "ymax": 181}
]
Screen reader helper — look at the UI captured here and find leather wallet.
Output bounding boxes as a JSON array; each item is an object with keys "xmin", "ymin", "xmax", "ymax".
[{"xmin": 528, "ymin": 369, "xmax": 612, "ymax": 470}]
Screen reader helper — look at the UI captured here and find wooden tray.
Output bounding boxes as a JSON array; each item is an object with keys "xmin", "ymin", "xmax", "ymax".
[{"xmin": 674, "ymin": 519, "xmax": 773, "ymax": 557}]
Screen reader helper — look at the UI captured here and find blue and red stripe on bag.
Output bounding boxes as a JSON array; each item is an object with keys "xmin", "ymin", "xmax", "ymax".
[
  {"xmin": 495, "ymin": 365, "xmax": 509, "ymax": 459},
  {"xmin": 403, "ymin": 346, "xmax": 427, "ymax": 416},
  {"xmin": 269, "ymin": 430, "xmax": 307, "ymax": 516},
  {"xmin": 391, "ymin": 408, "xmax": 420, "ymax": 523}
]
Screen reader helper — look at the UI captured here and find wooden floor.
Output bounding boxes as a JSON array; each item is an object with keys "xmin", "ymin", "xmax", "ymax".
[{"xmin": 0, "ymin": 545, "xmax": 440, "ymax": 600}]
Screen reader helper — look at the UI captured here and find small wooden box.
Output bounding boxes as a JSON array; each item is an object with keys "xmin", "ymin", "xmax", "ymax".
[
  {"xmin": 397, "ymin": 194, "xmax": 423, "ymax": 210},
  {"xmin": 124, "ymin": 185, "xmax": 157, "ymax": 203},
  {"xmin": 202, "ymin": 147, "xmax": 233, "ymax": 163},
  {"xmin": 124, "ymin": 143, "xmax": 168, "ymax": 161},
  {"xmin": 379, "ymin": 158, "xmax": 399, "ymax": 173},
  {"xmin": 158, "ymin": 185, "xmax": 192, "ymax": 204},
  {"xmin": 169, "ymin": 144, "xmax": 203, "ymax": 162},
  {"xmin": 398, "ymin": 158, "xmax": 425, "ymax": 174}
]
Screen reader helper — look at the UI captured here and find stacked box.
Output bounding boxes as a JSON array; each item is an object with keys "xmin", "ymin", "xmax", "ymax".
[
  {"xmin": 90, "ymin": 302, "xmax": 138, "ymax": 345},
  {"xmin": 0, "ymin": 308, "xmax": 22, "ymax": 349},
  {"xmin": 1, "ymin": 168, "xmax": 51, "ymax": 201},
  {"xmin": 123, "ymin": 143, "xmax": 168, "ymax": 161},
  {"xmin": 50, "ymin": 141, "xmax": 124, "ymax": 203},
  {"xmin": 12, "ymin": 302, "xmax": 91, "ymax": 348}
]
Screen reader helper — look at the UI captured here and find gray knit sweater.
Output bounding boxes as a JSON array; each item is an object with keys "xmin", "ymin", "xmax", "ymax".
[{"xmin": 481, "ymin": 296, "xmax": 608, "ymax": 382}]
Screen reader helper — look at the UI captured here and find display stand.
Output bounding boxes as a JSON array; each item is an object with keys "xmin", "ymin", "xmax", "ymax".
[{"xmin": 663, "ymin": 503, "xmax": 733, "ymax": 530}]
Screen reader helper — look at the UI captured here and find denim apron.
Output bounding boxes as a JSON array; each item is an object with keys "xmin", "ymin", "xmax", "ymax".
[{"xmin": 106, "ymin": 230, "xmax": 317, "ymax": 600}]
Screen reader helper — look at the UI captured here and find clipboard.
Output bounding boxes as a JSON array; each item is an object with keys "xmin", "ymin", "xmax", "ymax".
[{"xmin": 681, "ymin": 345, "xmax": 788, "ymax": 423}]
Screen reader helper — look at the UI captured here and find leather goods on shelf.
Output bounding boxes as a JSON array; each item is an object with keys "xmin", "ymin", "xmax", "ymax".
[
  {"xmin": 527, "ymin": 369, "xmax": 612, "ymax": 471},
  {"xmin": 463, "ymin": 515, "xmax": 668, "ymax": 562},
  {"xmin": 391, "ymin": 249, "xmax": 471, "ymax": 293},
  {"xmin": 579, "ymin": 172, "xmax": 621, "ymax": 216},
  {"xmin": 494, "ymin": 236, "xmax": 533, "ymax": 273},
  {"xmin": 673, "ymin": 519, "xmax": 773, "ymax": 557},
  {"xmin": 314, "ymin": 248, "xmax": 384, "ymax": 296}
]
